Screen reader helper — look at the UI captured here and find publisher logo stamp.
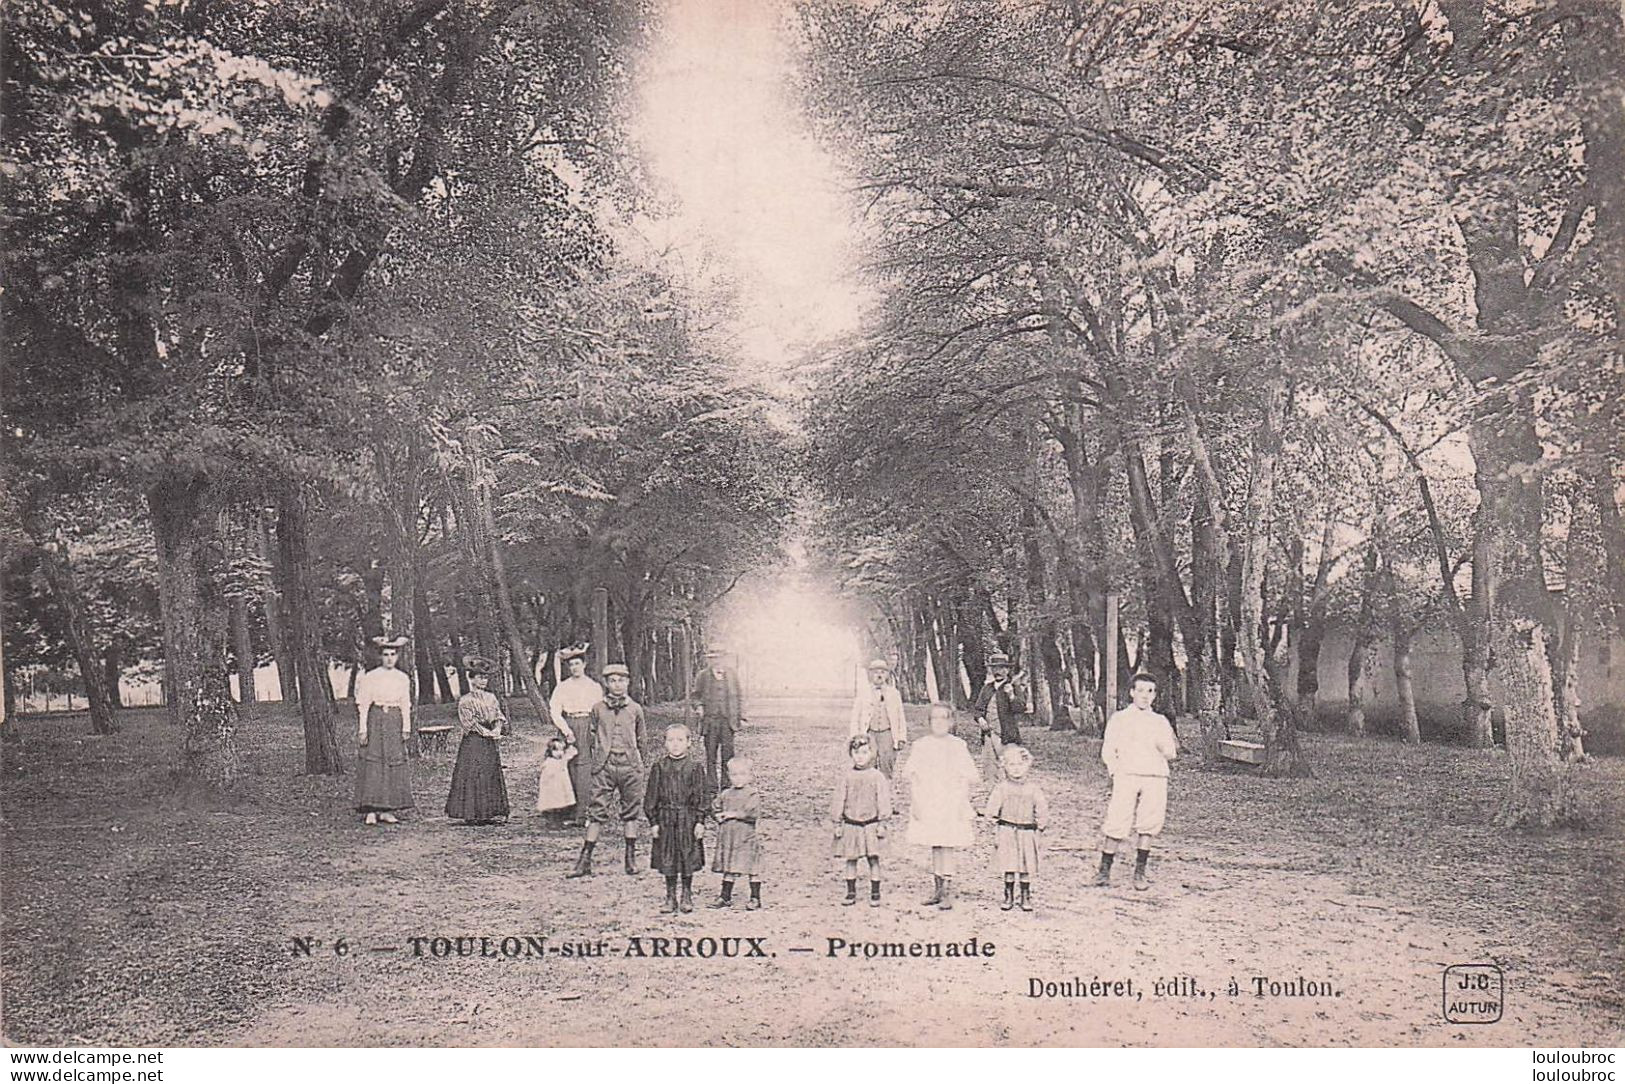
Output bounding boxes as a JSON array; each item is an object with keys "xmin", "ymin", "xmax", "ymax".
[{"xmin": 1443, "ymin": 963, "xmax": 1503, "ymax": 1023}]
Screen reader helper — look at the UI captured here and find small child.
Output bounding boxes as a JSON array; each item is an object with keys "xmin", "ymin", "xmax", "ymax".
[
  {"xmin": 903, "ymin": 702, "xmax": 980, "ymax": 910},
  {"xmin": 982, "ymin": 743, "xmax": 1047, "ymax": 911},
  {"xmin": 710, "ymin": 756, "xmax": 763, "ymax": 910},
  {"xmin": 534, "ymin": 737, "xmax": 578, "ymax": 826},
  {"xmin": 644, "ymin": 723, "xmax": 710, "ymax": 913},
  {"xmin": 829, "ymin": 735, "xmax": 892, "ymax": 907},
  {"xmin": 1092, "ymin": 672, "xmax": 1178, "ymax": 891}
]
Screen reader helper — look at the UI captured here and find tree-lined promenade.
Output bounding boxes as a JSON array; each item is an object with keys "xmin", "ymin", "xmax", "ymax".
[
  {"xmin": 3, "ymin": 0, "xmax": 1623, "ymax": 840},
  {"xmin": 4, "ymin": 0, "xmax": 790, "ymax": 784},
  {"xmin": 796, "ymin": 0, "xmax": 1624, "ymax": 827}
]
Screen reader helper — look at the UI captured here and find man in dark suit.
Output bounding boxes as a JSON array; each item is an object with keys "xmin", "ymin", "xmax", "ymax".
[{"xmin": 692, "ymin": 648, "xmax": 744, "ymax": 791}]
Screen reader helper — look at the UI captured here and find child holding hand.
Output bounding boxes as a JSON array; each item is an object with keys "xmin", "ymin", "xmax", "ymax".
[
  {"xmin": 903, "ymin": 702, "xmax": 980, "ymax": 910},
  {"xmin": 983, "ymin": 743, "xmax": 1047, "ymax": 911},
  {"xmin": 710, "ymin": 756, "xmax": 764, "ymax": 910},
  {"xmin": 829, "ymin": 735, "xmax": 892, "ymax": 907},
  {"xmin": 534, "ymin": 737, "xmax": 578, "ymax": 826}
]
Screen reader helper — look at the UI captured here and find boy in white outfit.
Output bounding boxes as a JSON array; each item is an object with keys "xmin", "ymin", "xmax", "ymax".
[{"xmin": 1092, "ymin": 673, "xmax": 1178, "ymax": 891}]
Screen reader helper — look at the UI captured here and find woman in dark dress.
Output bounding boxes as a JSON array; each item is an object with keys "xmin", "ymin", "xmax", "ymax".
[
  {"xmin": 644, "ymin": 722, "xmax": 711, "ymax": 913},
  {"xmin": 445, "ymin": 656, "xmax": 510, "ymax": 825}
]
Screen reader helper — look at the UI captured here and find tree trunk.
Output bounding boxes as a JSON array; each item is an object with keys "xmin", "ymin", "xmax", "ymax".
[
  {"xmin": 2, "ymin": 644, "xmax": 16, "ymax": 730},
  {"xmin": 1552, "ymin": 489, "xmax": 1599, "ymax": 762},
  {"xmin": 1393, "ymin": 624, "xmax": 1421, "ymax": 745},
  {"xmin": 33, "ymin": 527, "xmax": 119, "ymax": 735},
  {"xmin": 1189, "ymin": 485, "xmax": 1223, "ymax": 719},
  {"xmin": 473, "ymin": 475, "xmax": 553, "ymax": 728},
  {"xmin": 1018, "ymin": 500, "xmax": 1056, "ymax": 728},
  {"xmin": 1469, "ymin": 416, "xmax": 1574, "ymax": 826},
  {"xmin": 1380, "ymin": 539, "xmax": 1421, "ymax": 745},
  {"xmin": 411, "ymin": 581, "xmax": 439, "ymax": 704},
  {"xmin": 148, "ymin": 476, "xmax": 239, "ymax": 784},
  {"xmin": 276, "ymin": 495, "xmax": 343, "ymax": 774},
  {"xmin": 923, "ymin": 594, "xmax": 957, "ymax": 705},
  {"xmin": 423, "ymin": 593, "xmax": 456, "ymax": 703},
  {"xmin": 1346, "ymin": 540, "xmax": 1381, "ymax": 737},
  {"xmin": 103, "ymin": 642, "xmax": 125, "ymax": 709},
  {"xmin": 955, "ymin": 589, "xmax": 987, "ymax": 693},
  {"xmin": 1295, "ymin": 516, "xmax": 1336, "ymax": 719},
  {"xmin": 256, "ymin": 520, "xmax": 297, "ymax": 703},
  {"xmin": 1055, "ymin": 406, "xmax": 1109, "ymax": 723},
  {"xmin": 1234, "ymin": 373, "xmax": 1305, "ymax": 775},
  {"xmin": 1552, "ymin": 621, "xmax": 1584, "ymax": 761},
  {"xmin": 228, "ymin": 595, "xmax": 257, "ymax": 705},
  {"xmin": 448, "ymin": 492, "xmax": 502, "ymax": 663},
  {"xmin": 1598, "ymin": 462, "xmax": 1625, "ymax": 618},
  {"xmin": 1461, "ymin": 510, "xmax": 1497, "ymax": 747}
]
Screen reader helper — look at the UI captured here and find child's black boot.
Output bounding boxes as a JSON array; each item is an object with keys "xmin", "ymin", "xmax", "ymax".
[
  {"xmin": 1133, "ymin": 849, "xmax": 1150, "ymax": 891},
  {"xmin": 1018, "ymin": 880, "xmax": 1033, "ymax": 911},
  {"xmin": 624, "ymin": 838, "xmax": 638, "ymax": 875},
  {"xmin": 1091, "ymin": 852, "xmax": 1113, "ymax": 887},
  {"xmin": 747, "ymin": 881, "xmax": 762, "ymax": 910},
  {"xmin": 711, "ymin": 879, "xmax": 735, "ymax": 908},
  {"xmin": 922, "ymin": 875, "xmax": 943, "ymax": 906},
  {"xmin": 1001, "ymin": 878, "xmax": 1015, "ymax": 911},
  {"xmin": 842, "ymin": 878, "xmax": 858, "ymax": 906},
  {"xmin": 679, "ymin": 877, "xmax": 695, "ymax": 913},
  {"xmin": 869, "ymin": 880, "xmax": 882, "ymax": 907},
  {"xmin": 566, "ymin": 841, "xmax": 594, "ymax": 879},
  {"xmin": 938, "ymin": 877, "xmax": 954, "ymax": 910},
  {"xmin": 663, "ymin": 877, "xmax": 679, "ymax": 913}
]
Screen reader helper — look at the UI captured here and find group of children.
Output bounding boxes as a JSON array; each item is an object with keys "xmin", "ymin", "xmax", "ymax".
[
  {"xmin": 829, "ymin": 704, "xmax": 1048, "ymax": 911},
  {"xmin": 436, "ymin": 645, "xmax": 1179, "ymax": 915},
  {"xmin": 620, "ymin": 671, "xmax": 1178, "ymax": 915}
]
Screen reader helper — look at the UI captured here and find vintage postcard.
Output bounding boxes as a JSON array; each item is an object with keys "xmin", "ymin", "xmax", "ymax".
[{"xmin": 2, "ymin": 0, "xmax": 1621, "ymax": 1055}]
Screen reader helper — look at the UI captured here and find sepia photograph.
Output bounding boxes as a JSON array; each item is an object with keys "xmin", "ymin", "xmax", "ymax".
[{"xmin": 1, "ymin": 0, "xmax": 1622, "ymax": 1058}]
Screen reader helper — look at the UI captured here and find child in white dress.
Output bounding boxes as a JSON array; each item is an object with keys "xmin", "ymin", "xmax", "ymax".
[
  {"xmin": 902, "ymin": 702, "xmax": 980, "ymax": 910},
  {"xmin": 535, "ymin": 737, "xmax": 578, "ymax": 825}
]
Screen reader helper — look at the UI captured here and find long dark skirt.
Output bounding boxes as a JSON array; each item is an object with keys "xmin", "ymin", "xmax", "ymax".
[
  {"xmin": 355, "ymin": 706, "xmax": 415, "ymax": 813},
  {"xmin": 445, "ymin": 733, "xmax": 509, "ymax": 822}
]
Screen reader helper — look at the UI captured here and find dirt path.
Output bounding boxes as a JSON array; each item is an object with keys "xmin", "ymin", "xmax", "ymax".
[{"xmin": 200, "ymin": 696, "xmax": 1621, "ymax": 1047}]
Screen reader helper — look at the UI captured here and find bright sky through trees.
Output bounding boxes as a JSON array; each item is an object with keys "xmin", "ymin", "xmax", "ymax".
[{"xmin": 634, "ymin": 0, "xmax": 865, "ymax": 371}]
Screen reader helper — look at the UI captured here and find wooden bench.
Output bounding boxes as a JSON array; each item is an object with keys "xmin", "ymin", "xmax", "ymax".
[
  {"xmin": 1218, "ymin": 719, "xmax": 1267, "ymax": 765},
  {"xmin": 417, "ymin": 725, "xmax": 455, "ymax": 757}
]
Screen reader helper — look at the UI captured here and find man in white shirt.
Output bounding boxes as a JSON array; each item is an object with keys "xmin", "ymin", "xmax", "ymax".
[
  {"xmin": 549, "ymin": 645, "xmax": 602, "ymax": 827},
  {"xmin": 848, "ymin": 658, "xmax": 906, "ymax": 777}
]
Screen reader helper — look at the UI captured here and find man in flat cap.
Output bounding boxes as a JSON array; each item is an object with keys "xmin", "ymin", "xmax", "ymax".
[
  {"xmin": 566, "ymin": 662, "xmax": 647, "ymax": 878},
  {"xmin": 548, "ymin": 644, "xmax": 600, "ymax": 827},
  {"xmin": 973, "ymin": 652, "xmax": 1023, "ymax": 766},
  {"xmin": 691, "ymin": 646, "xmax": 744, "ymax": 791},
  {"xmin": 849, "ymin": 657, "xmax": 906, "ymax": 777}
]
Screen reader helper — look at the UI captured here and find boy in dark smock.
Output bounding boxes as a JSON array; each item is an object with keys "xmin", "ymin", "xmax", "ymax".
[{"xmin": 644, "ymin": 723, "xmax": 712, "ymax": 913}]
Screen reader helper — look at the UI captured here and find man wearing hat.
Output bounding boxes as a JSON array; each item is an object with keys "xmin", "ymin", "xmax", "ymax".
[
  {"xmin": 973, "ymin": 652, "xmax": 1023, "ymax": 764},
  {"xmin": 691, "ymin": 647, "xmax": 743, "ymax": 791},
  {"xmin": 354, "ymin": 635, "xmax": 415, "ymax": 825},
  {"xmin": 548, "ymin": 644, "xmax": 600, "ymax": 826},
  {"xmin": 848, "ymin": 657, "xmax": 906, "ymax": 777},
  {"xmin": 566, "ymin": 662, "xmax": 646, "ymax": 878}
]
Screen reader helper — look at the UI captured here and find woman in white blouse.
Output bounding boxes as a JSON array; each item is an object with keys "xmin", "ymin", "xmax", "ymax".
[{"xmin": 355, "ymin": 635, "xmax": 415, "ymax": 825}]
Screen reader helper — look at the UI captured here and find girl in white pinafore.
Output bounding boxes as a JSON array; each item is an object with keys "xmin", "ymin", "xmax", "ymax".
[
  {"xmin": 535, "ymin": 737, "xmax": 578, "ymax": 824},
  {"xmin": 902, "ymin": 701, "xmax": 980, "ymax": 910}
]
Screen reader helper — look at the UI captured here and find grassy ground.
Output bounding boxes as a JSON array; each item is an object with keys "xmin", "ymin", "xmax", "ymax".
[{"xmin": 1, "ymin": 698, "xmax": 1621, "ymax": 1047}]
